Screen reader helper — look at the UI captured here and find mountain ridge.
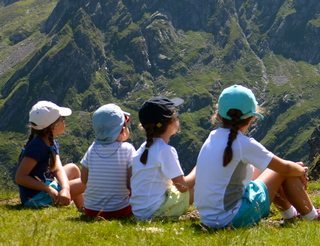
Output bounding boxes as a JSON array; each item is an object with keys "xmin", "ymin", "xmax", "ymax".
[{"xmin": 0, "ymin": 0, "xmax": 319, "ymax": 189}]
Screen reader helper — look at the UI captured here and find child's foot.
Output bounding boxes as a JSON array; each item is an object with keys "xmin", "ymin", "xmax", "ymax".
[
  {"xmin": 279, "ymin": 213, "xmax": 301, "ymax": 226},
  {"xmin": 78, "ymin": 206, "xmax": 85, "ymax": 214},
  {"xmin": 314, "ymin": 208, "xmax": 320, "ymax": 220}
]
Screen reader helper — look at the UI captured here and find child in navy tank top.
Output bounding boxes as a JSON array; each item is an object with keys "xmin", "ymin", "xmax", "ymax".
[{"xmin": 15, "ymin": 101, "xmax": 85, "ymax": 209}]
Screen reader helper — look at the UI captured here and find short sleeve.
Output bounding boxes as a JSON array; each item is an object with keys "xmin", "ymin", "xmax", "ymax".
[
  {"xmin": 53, "ymin": 140, "xmax": 60, "ymax": 155},
  {"xmin": 242, "ymin": 137, "xmax": 274, "ymax": 171},
  {"xmin": 80, "ymin": 149, "xmax": 89, "ymax": 168},
  {"xmin": 24, "ymin": 139, "xmax": 48, "ymax": 162},
  {"xmin": 127, "ymin": 143, "xmax": 136, "ymax": 168},
  {"xmin": 160, "ymin": 146, "xmax": 184, "ymax": 179}
]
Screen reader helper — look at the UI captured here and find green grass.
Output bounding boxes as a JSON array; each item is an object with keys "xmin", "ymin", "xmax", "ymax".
[
  {"xmin": 2, "ymin": 182, "xmax": 320, "ymax": 245},
  {"xmin": 309, "ymin": 18, "xmax": 320, "ymax": 27},
  {"xmin": 0, "ymin": 0, "xmax": 57, "ymax": 90},
  {"xmin": 277, "ymin": 0, "xmax": 296, "ymax": 19},
  {"xmin": 0, "ymin": 0, "xmax": 57, "ymax": 44}
]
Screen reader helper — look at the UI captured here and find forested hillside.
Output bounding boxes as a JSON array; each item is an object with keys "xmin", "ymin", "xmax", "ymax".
[{"xmin": 0, "ymin": 0, "xmax": 319, "ymax": 189}]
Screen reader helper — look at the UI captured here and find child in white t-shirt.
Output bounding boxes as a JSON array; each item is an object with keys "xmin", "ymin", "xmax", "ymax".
[
  {"xmin": 130, "ymin": 96, "xmax": 196, "ymax": 220},
  {"xmin": 80, "ymin": 104, "xmax": 135, "ymax": 219},
  {"xmin": 195, "ymin": 85, "xmax": 319, "ymax": 229}
]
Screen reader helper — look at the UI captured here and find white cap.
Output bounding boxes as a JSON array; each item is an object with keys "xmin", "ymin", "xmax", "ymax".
[{"xmin": 29, "ymin": 101, "xmax": 72, "ymax": 130}]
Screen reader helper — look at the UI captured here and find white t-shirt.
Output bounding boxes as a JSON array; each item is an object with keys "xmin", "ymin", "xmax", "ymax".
[
  {"xmin": 81, "ymin": 141, "xmax": 135, "ymax": 212},
  {"xmin": 195, "ymin": 128, "xmax": 274, "ymax": 228},
  {"xmin": 130, "ymin": 138, "xmax": 184, "ymax": 220}
]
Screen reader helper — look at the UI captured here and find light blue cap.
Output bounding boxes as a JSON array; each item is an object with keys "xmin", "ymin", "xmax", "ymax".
[
  {"xmin": 218, "ymin": 85, "xmax": 263, "ymax": 120},
  {"xmin": 92, "ymin": 104, "xmax": 130, "ymax": 144}
]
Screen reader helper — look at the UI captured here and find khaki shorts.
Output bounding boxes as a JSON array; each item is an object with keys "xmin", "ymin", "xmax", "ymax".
[{"xmin": 153, "ymin": 186, "xmax": 189, "ymax": 218}]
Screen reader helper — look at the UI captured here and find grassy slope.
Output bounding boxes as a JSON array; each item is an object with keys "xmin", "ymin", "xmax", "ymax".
[
  {"xmin": 0, "ymin": 0, "xmax": 320, "ymax": 190},
  {"xmin": 0, "ymin": 0, "xmax": 58, "ymax": 88},
  {"xmin": 261, "ymin": 54, "xmax": 320, "ymax": 160},
  {"xmin": 0, "ymin": 0, "xmax": 57, "ymax": 46},
  {"xmin": 2, "ymin": 182, "xmax": 320, "ymax": 245}
]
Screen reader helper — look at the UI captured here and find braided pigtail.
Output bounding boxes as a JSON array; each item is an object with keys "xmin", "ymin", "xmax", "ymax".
[
  {"xmin": 140, "ymin": 118, "xmax": 173, "ymax": 165},
  {"xmin": 47, "ymin": 129, "xmax": 57, "ymax": 170},
  {"xmin": 25, "ymin": 131, "xmax": 35, "ymax": 147},
  {"xmin": 140, "ymin": 125, "xmax": 154, "ymax": 165},
  {"xmin": 222, "ymin": 109, "xmax": 242, "ymax": 166},
  {"xmin": 18, "ymin": 130, "xmax": 35, "ymax": 163}
]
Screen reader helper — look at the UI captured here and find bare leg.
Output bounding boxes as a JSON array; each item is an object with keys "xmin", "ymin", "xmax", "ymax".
[
  {"xmin": 256, "ymin": 169, "xmax": 285, "ymax": 201},
  {"xmin": 63, "ymin": 163, "xmax": 85, "ymax": 209},
  {"xmin": 185, "ymin": 166, "xmax": 195, "ymax": 205},
  {"xmin": 257, "ymin": 169, "xmax": 313, "ymax": 215},
  {"xmin": 253, "ymin": 168, "xmax": 290, "ymax": 211},
  {"xmin": 188, "ymin": 187, "xmax": 194, "ymax": 205},
  {"xmin": 273, "ymin": 187, "xmax": 291, "ymax": 211},
  {"xmin": 282, "ymin": 177, "xmax": 314, "ymax": 215}
]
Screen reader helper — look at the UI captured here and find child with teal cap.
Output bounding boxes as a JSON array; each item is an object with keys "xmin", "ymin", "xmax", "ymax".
[
  {"xmin": 80, "ymin": 103, "xmax": 135, "ymax": 219},
  {"xmin": 195, "ymin": 85, "xmax": 319, "ymax": 228}
]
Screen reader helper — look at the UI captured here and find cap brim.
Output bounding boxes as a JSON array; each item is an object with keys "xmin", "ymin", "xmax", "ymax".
[
  {"xmin": 253, "ymin": 112, "xmax": 264, "ymax": 120},
  {"xmin": 241, "ymin": 112, "xmax": 264, "ymax": 120},
  {"xmin": 170, "ymin": 97, "xmax": 184, "ymax": 106},
  {"xmin": 123, "ymin": 111, "xmax": 131, "ymax": 116},
  {"xmin": 58, "ymin": 107, "xmax": 72, "ymax": 116}
]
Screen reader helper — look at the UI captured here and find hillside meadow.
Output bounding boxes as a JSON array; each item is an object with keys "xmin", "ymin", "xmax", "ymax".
[{"xmin": 2, "ymin": 182, "xmax": 320, "ymax": 245}]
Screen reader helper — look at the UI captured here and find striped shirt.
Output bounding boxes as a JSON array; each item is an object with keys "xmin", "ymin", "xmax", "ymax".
[{"xmin": 81, "ymin": 141, "xmax": 135, "ymax": 212}]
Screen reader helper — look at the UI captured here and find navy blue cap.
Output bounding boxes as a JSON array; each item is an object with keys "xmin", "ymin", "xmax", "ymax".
[{"xmin": 139, "ymin": 96, "xmax": 184, "ymax": 125}]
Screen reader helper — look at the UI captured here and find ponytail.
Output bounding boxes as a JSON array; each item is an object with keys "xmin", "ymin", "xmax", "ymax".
[
  {"xmin": 223, "ymin": 123, "xmax": 239, "ymax": 166},
  {"xmin": 47, "ymin": 129, "xmax": 57, "ymax": 170},
  {"xmin": 140, "ymin": 126, "xmax": 154, "ymax": 165},
  {"xmin": 22, "ymin": 118, "xmax": 60, "ymax": 170},
  {"xmin": 221, "ymin": 109, "xmax": 252, "ymax": 166},
  {"xmin": 19, "ymin": 130, "xmax": 35, "ymax": 163},
  {"xmin": 139, "ymin": 117, "xmax": 174, "ymax": 165}
]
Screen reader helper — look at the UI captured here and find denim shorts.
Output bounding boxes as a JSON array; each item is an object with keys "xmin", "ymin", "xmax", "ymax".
[
  {"xmin": 24, "ymin": 180, "xmax": 61, "ymax": 208},
  {"xmin": 231, "ymin": 180, "xmax": 270, "ymax": 228}
]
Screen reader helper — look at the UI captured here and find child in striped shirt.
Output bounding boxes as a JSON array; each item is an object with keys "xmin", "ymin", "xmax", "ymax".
[{"xmin": 80, "ymin": 104, "xmax": 135, "ymax": 219}]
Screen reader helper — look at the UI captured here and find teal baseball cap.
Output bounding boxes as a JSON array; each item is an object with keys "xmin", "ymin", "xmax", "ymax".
[
  {"xmin": 218, "ymin": 85, "xmax": 263, "ymax": 120},
  {"xmin": 92, "ymin": 104, "xmax": 130, "ymax": 144}
]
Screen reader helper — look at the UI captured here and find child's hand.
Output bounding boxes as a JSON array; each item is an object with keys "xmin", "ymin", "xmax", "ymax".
[
  {"xmin": 297, "ymin": 162, "xmax": 308, "ymax": 190},
  {"xmin": 57, "ymin": 188, "xmax": 71, "ymax": 206},
  {"xmin": 46, "ymin": 186, "xmax": 59, "ymax": 203}
]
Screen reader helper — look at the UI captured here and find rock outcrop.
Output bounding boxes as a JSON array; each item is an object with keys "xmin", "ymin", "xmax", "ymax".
[{"xmin": 1, "ymin": 0, "xmax": 320, "ymax": 175}]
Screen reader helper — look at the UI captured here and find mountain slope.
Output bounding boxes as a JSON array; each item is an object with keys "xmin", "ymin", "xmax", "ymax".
[{"xmin": 0, "ymin": 0, "xmax": 319, "ymax": 189}]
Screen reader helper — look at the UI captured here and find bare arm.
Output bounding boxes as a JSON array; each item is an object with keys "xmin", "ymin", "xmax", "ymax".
[
  {"xmin": 52, "ymin": 155, "xmax": 71, "ymax": 205},
  {"xmin": 127, "ymin": 166, "xmax": 132, "ymax": 190},
  {"xmin": 80, "ymin": 166, "xmax": 88, "ymax": 185},
  {"xmin": 52, "ymin": 155, "xmax": 70, "ymax": 190},
  {"xmin": 172, "ymin": 175, "xmax": 189, "ymax": 192},
  {"xmin": 267, "ymin": 155, "xmax": 307, "ymax": 177},
  {"xmin": 172, "ymin": 166, "xmax": 196, "ymax": 192},
  {"xmin": 15, "ymin": 157, "xmax": 58, "ymax": 199},
  {"xmin": 185, "ymin": 166, "xmax": 196, "ymax": 188}
]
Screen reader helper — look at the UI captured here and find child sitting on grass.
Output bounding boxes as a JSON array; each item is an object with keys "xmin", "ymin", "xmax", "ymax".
[
  {"xmin": 15, "ymin": 101, "xmax": 84, "ymax": 209},
  {"xmin": 195, "ymin": 85, "xmax": 319, "ymax": 229},
  {"xmin": 130, "ymin": 96, "xmax": 196, "ymax": 220},
  {"xmin": 80, "ymin": 104, "xmax": 135, "ymax": 219}
]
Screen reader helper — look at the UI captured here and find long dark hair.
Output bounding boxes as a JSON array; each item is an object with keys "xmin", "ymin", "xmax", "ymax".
[
  {"xmin": 220, "ymin": 109, "xmax": 253, "ymax": 166},
  {"xmin": 23, "ymin": 117, "xmax": 62, "ymax": 170},
  {"xmin": 140, "ymin": 117, "xmax": 177, "ymax": 165}
]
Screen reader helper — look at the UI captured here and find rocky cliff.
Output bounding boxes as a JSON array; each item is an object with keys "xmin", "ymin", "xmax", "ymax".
[{"xmin": 0, "ymin": 0, "xmax": 319, "ymax": 178}]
